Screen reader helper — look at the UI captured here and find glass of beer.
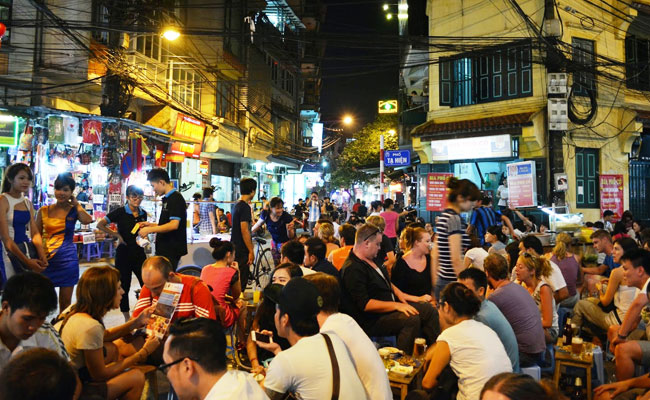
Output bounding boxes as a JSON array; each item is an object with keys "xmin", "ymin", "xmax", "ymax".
[
  {"xmin": 413, "ymin": 338, "xmax": 427, "ymax": 360},
  {"xmin": 571, "ymin": 337, "xmax": 584, "ymax": 355}
]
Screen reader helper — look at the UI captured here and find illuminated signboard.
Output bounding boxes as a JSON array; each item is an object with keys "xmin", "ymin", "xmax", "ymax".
[
  {"xmin": 170, "ymin": 141, "xmax": 201, "ymax": 158},
  {"xmin": 173, "ymin": 113, "xmax": 206, "ymax": 144},
  {"xmin": 0, "ymin": 116, "xmax": 19, "ymax": 147},
  {"xmin": 430, "ymin": 134, "xmax": 511, "ymax": 161}
]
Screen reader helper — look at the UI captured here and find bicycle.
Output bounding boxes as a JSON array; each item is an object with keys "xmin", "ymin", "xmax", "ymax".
[{"xmin": 250, "ymin": 237, "xmax": 274, "ymax": 289}]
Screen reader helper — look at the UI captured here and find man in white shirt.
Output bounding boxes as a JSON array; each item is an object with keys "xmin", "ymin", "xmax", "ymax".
[
  {"xmin": 304, "ymin": 272, "xmax": 392, "ymax": 400},
  {"xmin": 608, "ymin": 249, "xmax": 650, "ymax": 380},
  {"xmin": 0, "ymin": 272, "xmax": 68, "ymax": 371},
  {"xmin": 162, "ymin": 318, "xmax": 268, "ymax": 400},
  {"xmin": 520, "ymin": 236, "xmax": 569, "ymax": 303},
  {"xmin": 258, "ymin": 277, "xmax": 367, "ymax": 400}
]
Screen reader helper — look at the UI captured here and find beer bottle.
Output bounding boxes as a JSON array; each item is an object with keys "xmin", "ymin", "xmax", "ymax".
[
  {"xmin": 571, "ymin": 377, "xmax": 586, "ymax": 400},
  {"xmin": 563, "ymin": 316, "xmax": 573, "ymax": 346}
]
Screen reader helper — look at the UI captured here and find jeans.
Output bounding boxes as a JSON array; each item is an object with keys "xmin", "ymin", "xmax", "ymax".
[{"xmin": 367, "ymin": 301, "xmax": 440, "ymax": 353}]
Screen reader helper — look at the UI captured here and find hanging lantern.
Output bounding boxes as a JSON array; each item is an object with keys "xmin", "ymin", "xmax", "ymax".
[{"xmin": 0, "ymin": 23, "xmax": 6, "ymax": 38}]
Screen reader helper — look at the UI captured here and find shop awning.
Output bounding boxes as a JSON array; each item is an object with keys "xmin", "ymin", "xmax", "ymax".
[{"xmin": 412, "ymin": 112, "xmax": 535, "ymax": 140}]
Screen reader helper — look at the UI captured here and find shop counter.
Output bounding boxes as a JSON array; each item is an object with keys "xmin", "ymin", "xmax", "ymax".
[{"xmin": 177, "ymin": 234, "xmax": 231, "ymax": 268}]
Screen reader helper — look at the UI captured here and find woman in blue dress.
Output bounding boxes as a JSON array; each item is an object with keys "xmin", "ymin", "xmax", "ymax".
[
  {"xmin": 0, "ymin": 163, "xmax": 48, "ymax": 284},
  {"xmin": 36, "ymin": 173, "xmax": 93, "ymax": 312}
]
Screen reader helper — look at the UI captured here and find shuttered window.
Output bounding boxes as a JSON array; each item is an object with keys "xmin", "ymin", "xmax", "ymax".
[
  {"xmin": 439, "ymin": 41, "xmax": 532, "ymax": 107},
  {"xmin": 575, "ymin": 148, "xmax": 599, "ymax": 208}
]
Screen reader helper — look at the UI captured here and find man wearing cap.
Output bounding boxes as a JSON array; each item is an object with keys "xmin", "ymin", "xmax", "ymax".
[
  {"xmin": 340, "ymin": 223, "xmax": 439, "ymax": 353},
  {"xmin": 257, "ymin": 278, "xmax": 367, "ymax": 400}
]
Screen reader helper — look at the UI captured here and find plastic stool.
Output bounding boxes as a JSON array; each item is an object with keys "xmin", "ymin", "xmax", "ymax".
[
  {"xmin": 592, "ymin": 346, "xmax": 604, "ymax": 386},
  {"xmin": 102, "ymin": 241, "xmax": 116, "ymax": 258},
  {"xmin": 83, "ymin": 243, "xmax": 101, "ymax": 261},
  {"xmin": 521, "ymin": 365, "xmax": 541, "ymax": 381}
]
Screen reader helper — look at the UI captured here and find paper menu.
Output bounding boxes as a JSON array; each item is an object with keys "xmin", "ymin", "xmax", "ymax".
[{"xmin": 145, "ymin": 282, "xmax": 184, "ymax": 339}]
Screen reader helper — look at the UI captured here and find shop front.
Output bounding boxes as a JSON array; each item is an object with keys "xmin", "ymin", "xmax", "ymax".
[{"xmin": 412, "ymin": 111, "xmax": 547, "ymax": 223}]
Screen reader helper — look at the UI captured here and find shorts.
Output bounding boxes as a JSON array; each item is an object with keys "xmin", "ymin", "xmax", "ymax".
[{"xmin": 636, "ymin": 340, "xmax": 650, "ymax": 366}]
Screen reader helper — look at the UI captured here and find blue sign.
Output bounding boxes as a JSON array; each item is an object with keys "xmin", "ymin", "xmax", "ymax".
[{"xmin": 385, "ymin": 150, "xmax": 411, "ymax": 167}]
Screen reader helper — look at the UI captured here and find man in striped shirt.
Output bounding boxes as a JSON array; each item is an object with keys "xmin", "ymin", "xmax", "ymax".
[
  {"xmin": 133, "ymin": 256, "xmax": 216, "ymax": 321},
  {"xmin": 467, "ymin": 196, "xmax": 515, "ymax": 245}
]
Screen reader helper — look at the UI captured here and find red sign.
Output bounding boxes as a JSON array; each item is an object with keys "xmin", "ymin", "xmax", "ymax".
[
  {"xmin": 173, "ymin": 113, "xmax": 206, "ymax": 144},
  {"xmin": 165, "ymin": 153, "xmax": 185, "ymax": 163},
  {"xmin": 426, "ymin": 173, "xmax": 453, "ymax": 211},
  {"xmin": 170, "ymin": 141, "xmax": 201, "ymax": 158},
  {"xmin": 600, "ymin": 174, "xmax": 624, "ymax": 221}
]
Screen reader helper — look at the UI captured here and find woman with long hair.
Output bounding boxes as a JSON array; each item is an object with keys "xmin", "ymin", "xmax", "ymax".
[
  {"xmin": 515, "ymin": 253, "xmax": 558, "ymax": 343},
  {"xmin": 36, "ymin": 173, "xmax": 93, "ymax": 312},
  {"xmin": 96, "ymin": 185, "xmax": 147, "ymax": 320},
  {"xmin": 391, "ymin": 226, "xmax": 434, "ymax": 302},
  {"xmin": 432, "ymin": 177, "xmax": 481, "ymax": 300},
  {"xmin": 0, "ymin": 163, "xmax": 47, "ymax": 283},
  {"xmin": 318, "ymin": 221, "xmax": 340, "ymax": 258},
  {"xmin": 55, "ymin": 266, "xmax": 159, "ymax": 400},
  {"xmin": 485, "ymin": 225, "xmax": 508, "ymax": 257},
  {"xmin": 549, "ymin": 232, "xmax": 582, "ymax": 308},
  {"xmin": 422, "ymin": 282, "xmax": 511, "ymax": 399},
  {"xmin": 200, "ymin": 238, "xmax": 247, "ymax": 339}
]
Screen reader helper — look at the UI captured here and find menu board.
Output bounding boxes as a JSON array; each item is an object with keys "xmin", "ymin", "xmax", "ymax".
[
  {"xmin": 600, "ymin": 174, "xmax": 623, "ymax": 221},
  {"xmin": 507, "ymin": 161, "xmax": 537, "ymax": 208},
  {"xmin": 426, "ymin": 173, "xmax": 453, "ymax": 211}
]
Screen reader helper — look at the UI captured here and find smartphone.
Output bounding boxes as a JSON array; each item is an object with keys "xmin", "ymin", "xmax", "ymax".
[{"xmin": 251, "ymin": 331, "xmax": 273, "ymax": 344}]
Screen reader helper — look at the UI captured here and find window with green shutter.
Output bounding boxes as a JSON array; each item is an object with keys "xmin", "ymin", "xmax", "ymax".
[{"xmin": 575, "ymin": 148, "xmax": 599, "ymax": 208}]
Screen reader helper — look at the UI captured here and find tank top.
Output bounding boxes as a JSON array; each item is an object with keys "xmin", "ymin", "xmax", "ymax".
[{"xmin": 532, "ymin": 280, "xmax": 559, "ymax": 332}]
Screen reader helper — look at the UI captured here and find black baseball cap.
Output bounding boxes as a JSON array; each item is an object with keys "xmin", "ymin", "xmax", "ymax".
[
  {"xmin": 278, "ymin": 277, "xmax": 323, "ymax": 323},
  {"xmin": 263, "ymin": 283, "xmax": 284, "ymax": 305}
]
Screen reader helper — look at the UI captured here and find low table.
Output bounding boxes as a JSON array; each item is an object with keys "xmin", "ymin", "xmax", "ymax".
[
  {"xmin": 388, "ymin": 361, "xmax": 425, "ymax": 400},
  {"xmin": 553, "ymin": 342, "xmax": 594, "ymax": 400}
]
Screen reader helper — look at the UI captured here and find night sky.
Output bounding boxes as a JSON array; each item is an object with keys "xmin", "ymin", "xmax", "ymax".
[{"xmin": 319, "ymin": 0, "xmax": 400, "ymax": 127}]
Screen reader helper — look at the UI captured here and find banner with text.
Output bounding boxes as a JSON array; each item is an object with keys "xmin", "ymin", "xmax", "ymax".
[
  {"xmin": 600, "ymin": 174, "xmax": 624, "ymax": 221},
  {"xmin": 507, "ymin": 161, "xmax": 537, "ymax": 208},
  {"xmin": 426, "ymin": 173, "xmax": 453, "ymax": 211}
]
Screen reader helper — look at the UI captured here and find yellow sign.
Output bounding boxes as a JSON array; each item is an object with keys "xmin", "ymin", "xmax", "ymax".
[{"xmin": 378, "ymin": 100, "xmax": 398, "ymax": 114}]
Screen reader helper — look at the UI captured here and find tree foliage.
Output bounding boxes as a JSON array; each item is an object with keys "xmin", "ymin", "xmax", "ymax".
[{"xmin": 330, "ymin": 115, "xmax": 398, "ymax": 188}]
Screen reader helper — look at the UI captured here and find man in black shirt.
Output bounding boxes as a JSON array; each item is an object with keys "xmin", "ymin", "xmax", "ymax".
[
  {"xmin": 231, "ymin": 178, "xmax": 257, "ymax": 289},
  {"xmin": 139, "ymin": 169, "xmax": 187, "ymax": 270},
  {"xmin": 358, "ymin": 200, "xmax": 368, "ymax": 218},
  {"xmin": 303, "ymin": 237, "xmax": 340, "ymax": 279},
  {"xmin": 341, "ymin": 224, "xmax": 439, "ymax": 352}
]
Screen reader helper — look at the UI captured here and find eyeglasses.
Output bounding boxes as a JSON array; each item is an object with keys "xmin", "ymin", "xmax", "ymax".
[
  {"xmin": 361, "ymin": 227, "xmax": 381, "ymax": 243},
  {"xmin": 158, "ymin": 357, "xmax": 198, "ymax": 374},
  {"xmin": 128, "ymin": 195, "xmax": 144, "ymax": 200}
]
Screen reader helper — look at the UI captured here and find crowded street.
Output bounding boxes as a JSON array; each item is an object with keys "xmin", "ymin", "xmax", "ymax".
[{"xmin": 0, "ymin": 0, "xmax": 650, "ymax": 400}]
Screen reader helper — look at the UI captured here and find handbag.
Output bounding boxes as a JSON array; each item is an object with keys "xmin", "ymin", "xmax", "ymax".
[{"xmin": 8, "ymin": 241, "xmax": 39, "ymax": 273}]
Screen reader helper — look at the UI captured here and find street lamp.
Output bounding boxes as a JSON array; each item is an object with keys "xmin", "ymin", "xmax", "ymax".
[
  {"xmin": 343, "ymin": 115, "xmax": 353, "ymax": 126},
  {"xmin": 388, "ymin": 129, "xmax": 396, "ymax": 135},
  {"xmin": 161, "ymin": 27, "xmax": 181, "ymax": 41}
]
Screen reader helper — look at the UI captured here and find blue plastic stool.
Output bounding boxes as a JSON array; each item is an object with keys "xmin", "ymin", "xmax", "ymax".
[
  {"xmin": 83, "ymin": 243, "xmax": 101, "ymax": 261},
  {"xmin": 102, "ymin": 240, "xmax": 116, "ymax": 258},
  {"xmin": 521, "ymin": 365, "xmax": 541, "ymax": 380}
]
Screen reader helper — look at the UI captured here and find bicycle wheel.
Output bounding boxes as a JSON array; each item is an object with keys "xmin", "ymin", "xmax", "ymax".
[{"xmin": 255, "ymin": 248, "xmax": 274, "ymax": 289}]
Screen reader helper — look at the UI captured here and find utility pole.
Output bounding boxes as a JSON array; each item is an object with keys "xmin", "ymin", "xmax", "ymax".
[{"xmin": 380, "ymin": 134, "xmax": 385, "ymax": 201}]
